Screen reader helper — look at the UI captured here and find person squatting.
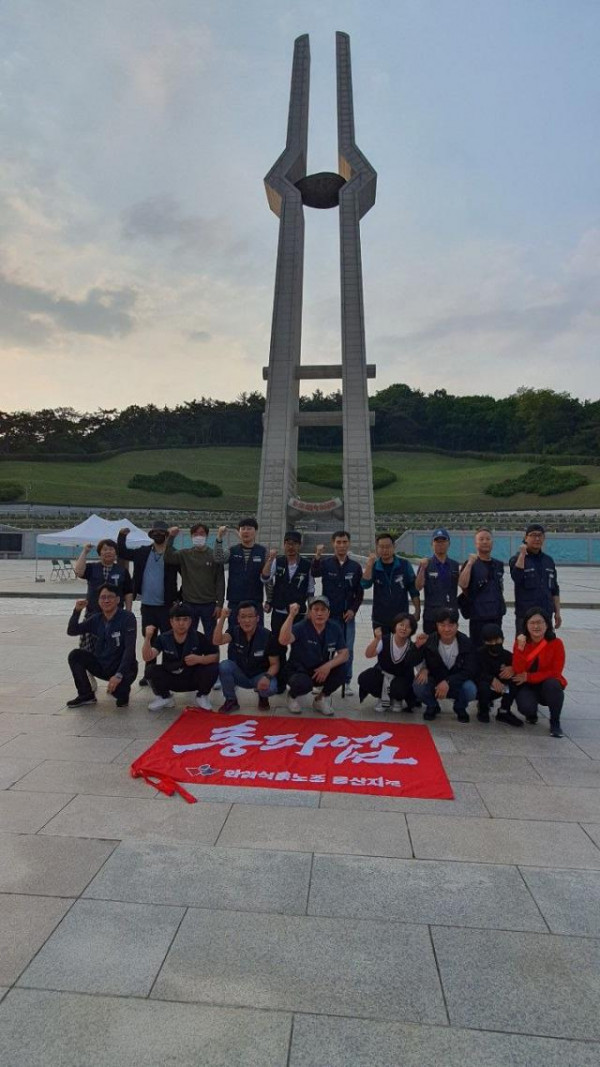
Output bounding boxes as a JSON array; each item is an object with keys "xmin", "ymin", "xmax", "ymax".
[{"xmin": 65, "ymin": 520, "xmax": 566, "ymax": 737}]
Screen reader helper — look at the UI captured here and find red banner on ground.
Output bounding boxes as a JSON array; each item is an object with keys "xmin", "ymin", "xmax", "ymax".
[{"xmin": 130, "ymin": 710, "xmax": 454, "ymax": 804}]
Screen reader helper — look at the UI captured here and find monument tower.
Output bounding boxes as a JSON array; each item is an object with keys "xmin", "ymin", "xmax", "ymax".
[{"xmin": 257, "ymin": 32, "xmax": 377, "ymax": 556}]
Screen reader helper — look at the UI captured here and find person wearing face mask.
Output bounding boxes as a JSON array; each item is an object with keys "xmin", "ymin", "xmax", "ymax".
[
  {"xmin": 475, "ymin": 623, "xmax": 522, "ymax": 727},
  {"xmin": 118, "ymin": 521, "xmax": 180, "ymax": 686},
  {"xmin": 164, "ymin": 523, "xmax": 225, "ymax": 641}
]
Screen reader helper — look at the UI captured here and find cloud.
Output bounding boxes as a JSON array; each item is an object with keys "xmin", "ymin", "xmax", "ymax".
[
  {"xmin": 0, "ymin": 270, "xmax": 137, "ymax": 346},
  {"xmin": 187, "ymin": 329, "xmax": 211, "ymax": 342},
  {"xmin": 121, "ymin": 195, "xmax": 227, "ymax": 250}
]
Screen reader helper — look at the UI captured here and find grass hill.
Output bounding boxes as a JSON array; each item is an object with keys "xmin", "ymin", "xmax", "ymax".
[{"xmin": 2, "ymin": 447, "xmax": 600, "ymax": 513}]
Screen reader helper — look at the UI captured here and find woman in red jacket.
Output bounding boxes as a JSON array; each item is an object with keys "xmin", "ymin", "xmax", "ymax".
[{"xmin": 513, "ymin": 607, "xmax": 566, "ymax": 738}]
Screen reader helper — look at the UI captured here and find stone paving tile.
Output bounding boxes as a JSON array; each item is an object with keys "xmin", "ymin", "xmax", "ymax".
[
  {"xmin": 0, "ymin": 989, "xmax": 7, "ymax": 1003},
  {"xmin": 582, "ymin": 823, "xmax": 600, "ymax": 846},
  {"xmin": 18, "ymin": 898, "xmax": 185, "ymax": 997},
  {"xmin": 432, "ymin": 926, "xmax": 600, "ymax": 1040},
  {"xmin": 289, "ymin": 1015, "xmax": 600, "ymax": 1067},
  {"xmin": 218, "ymin": 803, "xmax": 412, "ymax": 857},
  {"xmin": 308, "ymin": 854, "xmax": 546, "ymax": 931},
  {"xmin": 0, "ymin": 756, "xmax": 44, "ymax": 790},
  {"xmin": 448, "ymin": 732, "xmax": 589, "ymax": 758},
  {"xmin": 574, "ymin": 741, "xmax": 600, "ymax": 759},
  {"xmin": 529, "ymin": 757, "xmax": 600, "ymax": 787},
  {"xmin": 0, "ymin": 789, "xmax": 74, "ymax": 832},
  {"xmin": 520, "ymin": 867, "xmax": 600, "ymax": 936},
  {"xmin": 440, "ymin": 753, "xmax": 543, "ymax": 783},
  {"xmin": 152, "ymin": 908, "xmax": 447, "ymax": 1024},
  {"xmin": 0, "ymin": 895, "xmax": 74, "ymax": 985},
  {"xmin": 84, "ymin": 839, "xmax": 311, "ymax": 913},
  {"xmin": 0, "ymin": 834, "xmax": 118, "ymax": 896},
  {"xmin": 564, "ymin": 721, "xmax": 600, "ymax": 740},
  {"xmin": 111, "ymin": 738, "xmax": 158, "ymax": 764},
  {"xmin": 407, "ymin": 814, "xmax": 600, "ymax": 867},
  {"xmin": 10, "ymin": 760, "xmax": 158, "ymax": 797},
  {"xmin": 477, "ymin": 782, "xmax": 600, "ymax": 821},
  {"xmin": 40, "ymin": 793, "xmax": 231, "ymax": 844},
  {"xmin": 0, "ymin": 989, "xmax": 292, "ymax": 1067},
  {"xmin": 184, "ymin": 783, "xmax": 320, "ymax": 806},
  {"xmin": 0, "ymin": 711, "xmax": 104, "ymax": 735},
  {"xmin": 0, "ymin": 733, "xmax": 132, "ymax": 763},
  {"xmin": 319, "ymin": 781, "xmax": 486, "ymax": 815},
  {"xmin": 77, "ymin": 713, "xmax": 175, "ymax": 739}
]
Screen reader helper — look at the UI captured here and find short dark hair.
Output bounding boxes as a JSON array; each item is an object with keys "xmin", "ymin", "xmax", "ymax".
[
  {"xmin": 391, "ymin": 612, "xmax": 417, "ymax": 635},
  {"xmin": 237, "ymin": 600, "xmax": 259, "ymax": 614},
  {"xmin": 522, "ymin": 606, "xmax": 555, "ymax": 641},
  {"xmin": 238, "ymin": 518, "xmax": 258, "ymax": 530},
  {"xmin": 331, "ymin": 530, "xmax": 350, "ymax": 541},
  {"xmin": 190, "ymin": 522, "xmax": 209, "ymax": 536},
  {"xmin": 169, "ymin": 603, "xmax": 193, "ymax": 619},
  {"xmin": 376, "ymin": 533, "xmax": 395, "ymax": 544},
  {"xmin": 97, "ymin": 539, "xmax": 117, "ymax": 553},
  {"xmin": 97, "ymin": 583, "xmax": 119, "ymax": 598},
  {"xmin": 435, "ymin": 607, "xmax": 459, "ymax": 626}
]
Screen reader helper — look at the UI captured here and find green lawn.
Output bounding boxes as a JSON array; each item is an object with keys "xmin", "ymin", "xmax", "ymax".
[{"xmin": 1, "ymin": 448, "xmax": 599, "ymax": 512}]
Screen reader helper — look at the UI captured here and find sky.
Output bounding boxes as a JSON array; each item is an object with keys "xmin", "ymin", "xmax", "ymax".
[{"xmin": 1, "ymin": 0, "xmax": 599, "ymax": 413}]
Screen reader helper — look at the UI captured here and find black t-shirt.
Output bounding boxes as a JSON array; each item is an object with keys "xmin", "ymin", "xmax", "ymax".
[
  {"xmin": 154, "ymin": 630, "xmax": 215, "ymax": 674},
  {"xmin": 227, "ymin": 624, "xmax": 279, "ymax": 676}
]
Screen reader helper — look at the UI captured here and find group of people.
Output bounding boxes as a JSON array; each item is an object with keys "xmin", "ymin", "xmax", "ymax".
[{"xmin": 64, "ymin": 518, "xmax": 567, "ymax": 737}]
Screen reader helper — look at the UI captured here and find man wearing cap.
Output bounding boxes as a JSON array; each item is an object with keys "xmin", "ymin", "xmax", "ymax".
[
  {"xmin": 311, "ymin": 531, "xmax": 363, "ymax": 694},
  {"xmin": 278, "ymin": 596, "xmax": 349, "ymax": 717},
  {"xmin": 510, "ymin": 524, "xmax": 561, "ymax": 635},
  {"xmin": 415, "ymin": 528, "xmax": 460, "ymax": 635},
  {"xmin": 261, "ymin": 531, "xmax": 314, "ymax": 690},
  {"xmin": 213, "ymin": 518, "xmax": 268, "ymax": 623},
  {"xmin": 458, "ymin": 528, "xmax": 506, "ymax": 647},
  {"xmin": 118, "ymin": 521, "xmax": 180, "ymax": 686},
  {"xmin": 142, "ymin": 604, "xmax": 219, "ymax": 712},
  {"xmin": 213, "ymin": 602, "xmax": 280, "ymax": 714}
]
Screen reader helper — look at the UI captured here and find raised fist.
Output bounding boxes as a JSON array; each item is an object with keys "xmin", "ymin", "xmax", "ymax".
[
  {"xmin": 119, "ymin": 527, "xmax": 130, "ymax": 537},
  {"xmin": 268, "ymin": 548, "xmax": 278, "ymax": 561},
  {"xmin": 468, "ymin": 553, "xmax": 477, "ymax": 564},
  {"xmin": 373, "ymin": 627, "xmax": 382, "ymax": 639},
  {"xmin": 145, "ymin": 625, "xmax": 157, "ymax": 639},
  {"xmin": 74, "ymin": 599, "xmax": 88, "ymax": 612},
  {"xmin": 84, "ymin": 543, "xmax": 93, "ymax": 552},
  {"xmin": 367, "ymin": 552, "xmax": 377, "ymax": 566},
  {"xmin": 217, "ymin": 525, "xmax": 228, "ymax": 539},
  {"xmin": 289, "ymin": 603, "xmax": 301, "ymax": 618},
  {"xmin": 419, "ymin": 558, "xmax": 429, "ymax": 569},
  {"xmin": 516, "ymin": 633, "xmax": 527, "ymax": 651},
  {"xmin": 219, "ymin": 606, "xmax": 231, "ymax": 619},
  {"xmin": 315, "ymin": 544, "xmax": 325, "ymax": 555},
  {"xmin": 168, "ymin": 526, "xmax": 179, "ymax": 538}
]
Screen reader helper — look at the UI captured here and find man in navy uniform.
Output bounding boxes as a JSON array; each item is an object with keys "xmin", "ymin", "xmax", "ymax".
[
  {"xmin": 311, "ymin": 531, "xmax": 363, "ymax": 694},
  {"xmin": 458, "ymin": 527, "xmax": 506, "ymax": 647},
  {"xmin": 142, "ymin": 603, "xmax": 219, "ymax": 712},
  {"xmin": 214, "ymin": 518, "xmax": 267, "ymax": 623},
  {"xmin": 278, "ymin": 595, "xmax": 349, "ymax": 717},
  {"xmin": 415, "ymin": 527, "xmax": 460, "ymax": 635},
  {"xmin": 66, "ymin": 584, "xmax": 137, "ymax": 708},
  {"xmin": 261, "ymin": 530, "xmax": 314, "ymax": 690},
  {"xmin": 510, "ymin": 523, "xmax": 561, "ymax": 635},
  {"xmin": 213, "ymin": 601, "xmax": 280, "ymax": 714},
  {"xmin": 361, "ymin": 532, "xmax": 420, "ymax": 634}
]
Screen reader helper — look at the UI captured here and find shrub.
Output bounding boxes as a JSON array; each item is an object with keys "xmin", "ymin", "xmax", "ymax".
[
  {"xmin": 0, "ymin": 481, "xmax": 25, "ymax": 502},
  {"xmin": 485, "ymin": 466, "xmax": 589, "ymax": 498},
  {"xmin": 298, "ymin": 464, "xmax": 397, "ymax": 491},
  {"xmin": 128, "ymin": 470, "xmax": 222, "ymax": 498}
]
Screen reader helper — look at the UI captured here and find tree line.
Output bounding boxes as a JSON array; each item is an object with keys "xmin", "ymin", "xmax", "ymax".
[{"xmin": 1, "ymin": 386, "xmax": 599, "ymax": 458}]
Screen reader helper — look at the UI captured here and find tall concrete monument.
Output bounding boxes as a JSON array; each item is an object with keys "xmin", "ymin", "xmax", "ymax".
[{"xmin": 257, "ymin": 32, "xmax": 377, "ymax": 556}]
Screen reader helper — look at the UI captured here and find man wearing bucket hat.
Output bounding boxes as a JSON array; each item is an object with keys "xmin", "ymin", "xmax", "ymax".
[
  {"xmin": 118, "ymin": 521, "xmax": 180, "ymax": 685},
  {"xmin": 509, "ymin": 523, "xmax": 561, "ymax": 635},
  {"xmin": 415, "ymin": 527, "xmax": 460, "ymax": 635}
]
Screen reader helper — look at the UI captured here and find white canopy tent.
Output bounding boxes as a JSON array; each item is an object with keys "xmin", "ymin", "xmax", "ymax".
[{"xmin": 35, "ymin": 514, "xmax": 153, "ymax": 579}]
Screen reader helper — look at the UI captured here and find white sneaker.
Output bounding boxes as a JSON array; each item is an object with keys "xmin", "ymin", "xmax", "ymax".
[
  {"xmin": 195, "ymin": 693, "xmax": 213, "ymax": 711},
  {"xmin": 87, "ymin": 672, "xmax": 98, "ymax": 693},
  {"xmin": 391, "ymin": 701, "xmax": 404, "ymax": 713},
  {"xmin": 212, "ymin": 679, "xmax": 222, "ymax": 691},
  {"xmin": 344, "ymin": 684, "xmax": 354, "ymax": 696},
  {"xmin": 148, "ymin": 696, "xmax": 175, "ymax": 712},
  {"xmin": 287, "ymin": 695, "xmax": 302, "ymax": 715},
  {"xmin": 374, "ymin": 700, "xmax": 391, "ymax": 713},
  {"xmin": 314, "ymin": 693, "xmax": 334, "ymax": 716}
]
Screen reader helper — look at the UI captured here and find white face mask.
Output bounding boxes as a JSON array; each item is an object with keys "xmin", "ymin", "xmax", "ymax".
[{"xmin": 192, "ymin": 535, "xmax": 206, "ymax": 547}]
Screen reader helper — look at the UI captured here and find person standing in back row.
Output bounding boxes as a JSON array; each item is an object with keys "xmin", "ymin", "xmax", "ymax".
[
  {"xmin": 164, "ymin": 523, "xmax": 224, "ymax": 641},
  {"xmin": 415, "ymin": 527, "xmax": 460, "ymax": 635},
  {"xmin": 458, "ymin": 527, "xmax": 506, "ymax": 647},
  {"xmin": 213, "ymin": 518, "xmax": 267, "ymax": 623},
  {"xmin": 311, "ymin": 531, "xmax": 363, "ymax": 695},
  {"xmin": 509, "ymin": 523, "xmax": 561, "ymax": 636}
]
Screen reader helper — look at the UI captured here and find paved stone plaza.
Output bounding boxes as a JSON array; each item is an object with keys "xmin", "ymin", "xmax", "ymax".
[{"xmin": 1, "ymin": 562, "xmax": 600, "ymax": 1064}]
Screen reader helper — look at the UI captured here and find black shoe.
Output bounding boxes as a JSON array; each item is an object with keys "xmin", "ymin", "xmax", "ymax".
[
  {"xmin": 116, "ymin": 698, "xmax": 129, "ymax": 708},
  {"xmin": 66, "ymin": 694, "xmax": 97, "ymax": 708},
  {"xmin": 525, "ymin": 714, "xmax": 538, "ymax": 725},
  {"xmin": 477, "ymin": 710, "xmax": 490, "ymax": 723},
  {"xmin": 456, "ymin": 710, "xmax": 470, "ymax": 723},
  {"xmin": 496, "ymin": 710, "xmax": 524, "ymax": 728},
  {"xmin": 139, "ymin": 678, "xmax": 149, "ymax": 687},
  {"xmin": 423, "ymin": 706, "xmax": 440, "ymax": 721},
  {"xmin": 550, "ymin": 722, "xmax": 564, "ymax": 738},
  {"xmin": 258, "ymin": 696, "xmax": 270, "ymax": 712}
]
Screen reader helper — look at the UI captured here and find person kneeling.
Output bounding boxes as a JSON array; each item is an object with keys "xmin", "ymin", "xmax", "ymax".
[
  {"xmin": 213, "ymin": 601, "xmax": 280, "ymax": 714},
  {"xmin": 143, "ymin": 604, "xmax": 219, "ymax": 712},
  {"xmin": 67, "ymin": 585, "xmax": 137, "ymax": 708},
  {"xmin": 512, "ymin": 608, "xmax": 567, "ymax": 738},
  {"xmin": 358, "ymin": 614, "xmax": 420, "ymax": 713},
  {"xmin": 278, "ymin": 596, "xmax": 349, "ymax": 717},
  {"xmin": 476, "ymin": 622, "xmax": 522, "ymax": 727},
  {"xmin": 413, "ymin": 608, "xmax": 477, "ymax": 723}
]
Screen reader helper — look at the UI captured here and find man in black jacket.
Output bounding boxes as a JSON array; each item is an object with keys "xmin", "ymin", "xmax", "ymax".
[
  {"xmin": 66, "ymin": 585, "xmax": 138, "ymax": 707},
  {"xmin": 118, "ymin": 521, "xmax": 179, "ymax": 686},
  {"xmin": 413, "ymin": 608, "xmax": 477, "ymax": 722}
]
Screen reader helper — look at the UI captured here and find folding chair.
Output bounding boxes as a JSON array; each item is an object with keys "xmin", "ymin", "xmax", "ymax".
[{"xmin": 50, "ymin": 559, "xmax": 64, "ymax": 581}]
